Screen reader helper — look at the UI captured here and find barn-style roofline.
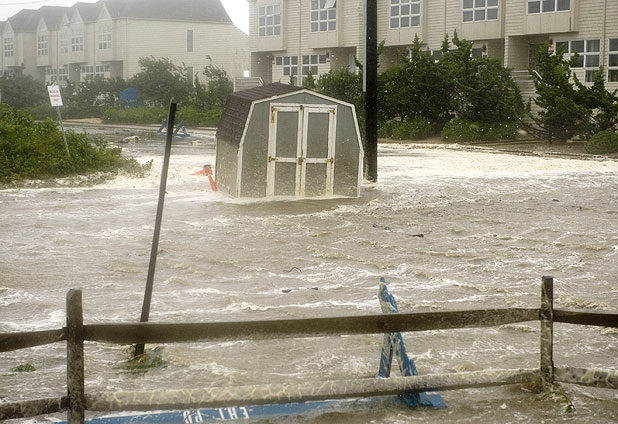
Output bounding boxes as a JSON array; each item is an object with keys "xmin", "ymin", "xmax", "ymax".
[{"xmin": 217, "ymin": 83, "xmax": 363, "ymax": 149}]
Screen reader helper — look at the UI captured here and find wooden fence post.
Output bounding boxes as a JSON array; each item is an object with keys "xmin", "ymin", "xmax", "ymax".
[
  {"xmin": 540, "ymin": 276, "xmax": 554, "ymax": 391},
  {"xmin": 67, "ymin": 289, "xmax": 85, "ymax": 424}
]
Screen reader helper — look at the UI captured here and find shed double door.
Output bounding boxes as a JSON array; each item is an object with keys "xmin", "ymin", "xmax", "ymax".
[{"xmin": 267, "ymin": 104, "xmax": 336, "ymax": 197}]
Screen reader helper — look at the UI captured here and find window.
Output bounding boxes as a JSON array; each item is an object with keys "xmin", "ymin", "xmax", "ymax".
[
  {"xmin": 3, "ymin": 37, "xmax": 13, "ymax": 57},
  {"xmin": 80, "ymin": 64, "xmax": 109, "ymax": 81},
  {"xmin": 46, "ymin": 66, "xmax": 68, "ymax": 83},
  {"xmin": 71, "ymin": 26, "xmax": 84, "ymax": 52},
  {"xmin": 463, "ymin": 0, "xmax": 498, "ymax": 22},
  {"xmin": 311, "ymin": 0, "xmax": 336, "ymax": 32},
  {"xmin": 276, "ymin": 55, "xmax": 298, "ymax": 77},
  {"xmin": 98, "ymin": 20, "xmax": 112, "ymax": 50},
  {"xmin": 187, "ymin": 66, "xmax": 194, "ymax": 86},
  {"xmin": 609, "ymin": 39, "xmax": 618, "ymax": 83},
  {"xmin": 60, "ymin": 28, "xmax": 69, "ymax": 54},
  {"xmin": 390, "ymin": 0, "xmax": 420, "ymax": 28},
  {"xmin": 558, "ymin": 39, "xmax": 600, "ymax": 82},
  {"xmin": 528, "ymin": 0, "xmax": 570, "ymax": 14},
  {"xmin": 37, "ymin": 35, "xmax": 48, "ymax": 56},
  {"xmin": 259, "ymin": 4, "xmax": 281, "ymax": 36},
  {"xmin": 301, "ymin": 54, "xmax": 327, "ymax": 79},
  {"xmin": 187, "ymin": 30, "xmax": 193, "ymax": 52}
]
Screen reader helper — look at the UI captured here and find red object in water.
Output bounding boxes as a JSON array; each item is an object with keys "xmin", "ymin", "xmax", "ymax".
[
  {"xmin": 204, "ymin": 165, "xmax": 218, "ymax": 192},
  {"xmin": 191, "ymin": 169, "xmax": 205, "ymax": 175}
]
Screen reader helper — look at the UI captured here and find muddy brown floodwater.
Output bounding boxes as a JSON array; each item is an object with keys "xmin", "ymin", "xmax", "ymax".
[{"xmin": 1, "ymin": 134, "xmax": 617, "ymax": 423}]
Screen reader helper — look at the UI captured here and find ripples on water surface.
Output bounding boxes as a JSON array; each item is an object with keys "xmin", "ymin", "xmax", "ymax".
[{"xmin": 1, "ymin": 139, "xmax": 617, "ymax": 422}]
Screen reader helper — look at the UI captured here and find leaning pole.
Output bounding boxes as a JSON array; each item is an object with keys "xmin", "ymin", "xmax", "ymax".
[{"xmin": 134, "ymin": 102, "xmax": 177, "ymax": 357}]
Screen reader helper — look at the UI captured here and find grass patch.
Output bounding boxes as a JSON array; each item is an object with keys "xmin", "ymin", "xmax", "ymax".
[
  {"xmin": 12, "ymin": 363, "xmax": 36, "ymax": 372},
  {"xmin": 119, "ymin": 346, "xmax": 168, "ymax": 374}
]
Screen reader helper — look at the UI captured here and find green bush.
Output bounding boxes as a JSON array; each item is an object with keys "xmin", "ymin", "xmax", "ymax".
[
  {"xmin": 441, "ymin": 119, "xmax": 481, "ymax": 142},
  {"xmin": 390, "ymin": 117, "xmax": 433, "ymax": 140},
  {"xmin": 585, "ymin": 129, "xmax": 618, "ymax": 154},
  {"xmin": 378, "ymin": 120, "xmax": 398, "ymax": 138},
  {"xmin": 102, "ymin": 107, "xmax": 166, "ymax": 125},
  {"xmin": 441, "ymin": 119, "xmax": 518, "ymax": 142},
  {"xmin": 177, "ymin": 106, "xmax": 222, "ymax": 127},
  {"xmin": 0, "ymin": 104, "xmax": 151, "ymax": 184}
]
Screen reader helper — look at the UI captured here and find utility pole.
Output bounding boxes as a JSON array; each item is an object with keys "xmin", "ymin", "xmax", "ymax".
[{"xmin": 364, "ymin": 0, "xmax": 378, "ymax": 182}]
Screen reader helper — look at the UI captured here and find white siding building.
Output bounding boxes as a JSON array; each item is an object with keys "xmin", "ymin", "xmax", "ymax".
[
  {"xmin": 248, "ymin": 0, "xmax": 618, "ymax": 89},
  {"xmin": 1, "ymin": 0, "xmax": 249, "ymax": 85}
]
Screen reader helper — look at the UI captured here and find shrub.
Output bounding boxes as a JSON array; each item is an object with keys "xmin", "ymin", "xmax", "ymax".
[
  {"xmin": 378, "ymin": 120, "xmax": 398, "ymax": 138},
  {"xmin": 0, "ymin": 104, "xmax": 151, "ymax": 184},
  {"xmin": 177, "ymin": 106, "xmax": 222, "ymax": 127},
  {"xmin": 441, "ymin": 119, "xmax": 481, "ymax": 143},
  {"xmin": 102, "ymin": 107, "xmax": 166, "ymax": 125},
  {"xmin": 585, "ymin": 129, "xmax": 618, "ymax": 154},
  {"xmin": 390, "ymin": 117, "xmax": 433, "ymax": 140}
]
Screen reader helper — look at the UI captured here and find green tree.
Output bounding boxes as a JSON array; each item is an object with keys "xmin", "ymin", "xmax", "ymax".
[
  {"xmin": 440, "ymin": 32, "xmax": 524, "ymax": 128},
  {"xmin": 378, "ymin": 34, "xmax": 451, "ymax": 127},
  {"xmin": 302, "ymin": 71, "xmax": 316, "ymax": 89},
  {"xmin": 316, "ymin": 67, "xmax": 363, "ymax": 117},
  {"xmin": 527, "ymin": 43, "xmax": 589, "ymax": 143},
  {"xmin": 129, "ymin": 57, "xmax": 191, "ymax": 107},
  {"xmin": 63, "ymin": 76, "xmax": 128, "ymax": 118},
  {"xmin": 201, "ymin": 65, "xmax": 233, "ymax": 108},
  {"xmin": 573, "ymin": 67, "xmax": 618, "ymax": 138},
  {"xmin": 0, "ymin": 73, "xmax": 48, "ymax": 109}
]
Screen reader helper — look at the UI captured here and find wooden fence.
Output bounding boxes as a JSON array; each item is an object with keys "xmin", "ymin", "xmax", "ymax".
[{"xmin": 1, "ymin": 276, "xmax": 617, "ymax": 423}]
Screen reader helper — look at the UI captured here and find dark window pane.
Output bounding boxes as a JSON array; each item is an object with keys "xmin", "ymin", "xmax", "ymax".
[
  {"xmin": 571, "ymin": 40, "xmax": 584, "ymax": 52},
  {"xmin": 587, "ymin": 39, "xmax": 600, "ymax": 52},
  {"xmin": 609, "ymin": 39, "xmax": 618, "ymax": 52},
  {"xmin": 556, "ymin": 41, "xmax": 569, "ymax": 53},
  {"xmin": 463, "ymin": 11, "xmax": 473, "ymax": 22},
  {"xmin": 585, "ymin": 54, "xmax": 599, "ymax": 68},
  {"xmin": 557, "ymin": 0, "xmax": 570, "ymax": 11},
  {"xmin": 528, "ymin": 2, "xmax": 540, "ymax": 13},
  {"xmin": 487, "ymin": 8, "xmax": 498, "ymax": 20},
  {"xmin": 609, "ymin": 54, "xmax": 618, "ymax": 67},
  {"xmin": 475, "ymin": 9, "xmax": 485, "ymax": 20},
  {"xmin": 542, "ymin": 0, "xmax": 554, "ymax": 12}
]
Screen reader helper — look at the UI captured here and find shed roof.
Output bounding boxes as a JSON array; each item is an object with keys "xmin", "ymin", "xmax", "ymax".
[{"xmin": 217, "ymin": 83, "xmax": 302, "ymax": 147}]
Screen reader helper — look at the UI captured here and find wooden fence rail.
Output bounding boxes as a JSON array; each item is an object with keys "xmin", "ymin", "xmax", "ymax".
[{"xmin": 1, "ymin": 276, "xmax": 617, "ymax": 423}]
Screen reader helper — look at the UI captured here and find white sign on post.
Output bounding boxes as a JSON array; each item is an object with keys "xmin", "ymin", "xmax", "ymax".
[{"xmin": 47, "ymin": 85, "xmax": 63, "ymax": 107}]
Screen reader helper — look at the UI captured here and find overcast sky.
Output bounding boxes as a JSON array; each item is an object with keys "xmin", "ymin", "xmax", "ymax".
[{"xmin": 0, "ymin": 0, "xmax": 249, "ymax": 34}]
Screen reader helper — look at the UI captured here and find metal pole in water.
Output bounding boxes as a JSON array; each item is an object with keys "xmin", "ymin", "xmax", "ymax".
[
  {"xmin": 134, "ymin": 102, "xmax": 177, "ymax": 357},
  {"xmin": 56, "ymin": 106, "xmax": 71, "ymax": 159}
]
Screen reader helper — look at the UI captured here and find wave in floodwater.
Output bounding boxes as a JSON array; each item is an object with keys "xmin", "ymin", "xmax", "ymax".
[{"xmin": 1, "ymin": 139, "xmax": 618, "ymax": 422}]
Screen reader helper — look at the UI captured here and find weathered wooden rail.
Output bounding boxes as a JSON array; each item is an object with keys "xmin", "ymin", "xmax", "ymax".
[{"xmin": 1, "ymin": 276, "xmax": 617, "ymax": 423}]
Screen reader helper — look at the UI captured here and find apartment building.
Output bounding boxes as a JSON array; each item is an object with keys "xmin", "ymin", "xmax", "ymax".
[
  {"xmin": 248, "ymin": 0, "xmax": 618, "ymax": 88},
  {"xmin": 1, "ymin": 0, "xmax": 249, "ymax": 85}
]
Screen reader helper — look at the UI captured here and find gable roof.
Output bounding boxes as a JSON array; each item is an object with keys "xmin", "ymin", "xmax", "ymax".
[
  {"xmin": 216, "ymin": 83, "xmax": 303, "ymax": 147},
  {"xmin": 71, "ymin": 2, "xmax": 100, "ymax": 23},
  {"xmin": 7, "ymin": 9, "xmax": 39, "ymax": 32},
  {"xmin": 38, "ymin": 6, "xmax": 71, "ymax": 30},
  {"xmin": 103, "ymin": 0, "xmax": 232, "ymax": 23}
]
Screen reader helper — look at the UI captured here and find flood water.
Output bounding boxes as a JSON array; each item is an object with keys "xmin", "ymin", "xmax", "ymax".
[{"xmin": 1, "ymin": 132, "xmax": 618, "ymax": 423}]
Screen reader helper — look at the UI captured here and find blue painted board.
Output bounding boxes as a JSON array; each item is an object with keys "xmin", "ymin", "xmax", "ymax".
[{"xmin": 378, "ymin": 278, "xmax": 446, "ymax": 409}]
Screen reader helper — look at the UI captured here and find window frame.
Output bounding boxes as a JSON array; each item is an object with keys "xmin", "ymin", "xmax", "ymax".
[
  {"xmin": 310, "ymin": 0, "xmax": 336, "ymax": 33},
  {"xmin": 462, "ymin": 0, "xmax": 499, "ymax": 23},
  {"xmin": 3, "ymin": 36, "xmax": 14, "ymax": 57},
  {"xmin": 608, "ymin": 38, "xmax": 618, "ymax": 83},
  {"xmin": 71, "ymin": 25, "xmax": 84, "ymax": 52},
  {"xmin": 98, "ymin": 20, "xmax": 112, "ymax": 50},
  {"xmin": 258, "ymin": 4, "xmax": 281, "ymax": 37},
  {"xmin": 390, "ymin": 0, "xmax": 421, "ymax": 29},
  {"xmin": 527, "ymin": 0, "xmax": 570, "ymax": 14},
  {"xmin": 37, "ymin": 34, "xmax": 48, "ymax": 56},
  {"xmin": 557, "ymin": 39, "xmax": 600, "ymax": 83}
]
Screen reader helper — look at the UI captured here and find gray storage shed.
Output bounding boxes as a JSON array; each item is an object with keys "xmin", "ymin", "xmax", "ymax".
[{"xmin": 215, "ymin": 83, "xmax": 363, "ymax": 198}]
